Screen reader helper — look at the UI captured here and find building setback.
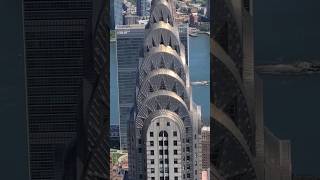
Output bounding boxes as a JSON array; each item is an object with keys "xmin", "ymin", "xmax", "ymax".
[
  {"xmin": 128, "ymin": 0, "xmax": 202, "ymax": 179},
  {"xmin": 23, "ymin": 0, "xmax": 109, "ymax": 179},
  {"xmin": 116, "ymin": 23, "xmax": 189, "ymax": 150}
]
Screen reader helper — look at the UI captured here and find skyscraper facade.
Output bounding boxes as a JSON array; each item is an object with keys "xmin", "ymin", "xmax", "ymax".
[
  {"xmin": 128, "ymin": 0, "xmax": 201, "ymax": 179},
  {"xmin": 201, "ymin": 126, "xmax": 210, "ymax": 170},
  {"xmin": 137, "ymin": 0, "xmax": 151, "ymax": 17},
  {"xmin": 116, "ymin": 24, "xmax": 146, "ymax": 150},
  {"xmin": 116, "ymin": 23, "xmax": 189, "ymax": 150},
  {"xmin": 211, "ymin": 0, "xmax": 258, "ymax": 179},
  {"xmin": 23, "ymin": 0, "xmax": 109, "ymax": 179},
  {"xmin": 111, "ymin": 0, "xmax": 123, "ymax": 29}
]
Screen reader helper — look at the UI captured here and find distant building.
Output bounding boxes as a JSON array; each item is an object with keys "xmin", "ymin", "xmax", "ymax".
[
  {"xmin": 116, "ymin": 23, "xmax": 189, "ymax": 150},
  {"xmin": 136, "ymin": 0, "xmax": 151, "ymax": 16},
  {"xmin": 206, "ymin": 0, "xmax": 210, "ymax": 19},
  {"xmin": 124, "ymin": 15, "xmax": 140, "ymax": 25},
  {"xmin": 111, "ymin": 125, "xmax": 121, "ymax": 149},
  {"xmin": 189, "ymin": 13, "xmax": 199, "ymax": 27},
  {"xmin": 116, "ymin": 24, "xmax": 146, "ymax": 149},
  {"xmin": 111, "ymin": 0, "xmax": 124, "ymax": 29},
  {"xmin": 201, "ymin": 170, "xmax": 210, "ymax": 180},
  {"xmin": 201, "ymin": 126, "xmax": 210, "ymax": 170}
]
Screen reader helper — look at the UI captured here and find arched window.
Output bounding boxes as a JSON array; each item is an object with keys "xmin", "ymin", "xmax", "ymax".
[{"xmin": 159, "ymin": 130, "xmax": 168, "ymax": 137}]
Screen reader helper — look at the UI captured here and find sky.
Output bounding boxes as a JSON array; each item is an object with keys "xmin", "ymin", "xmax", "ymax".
[
  {"xmin": 0, "ymin": 0, "xmax": 320, "ymax": 178},
  {"xmin": 255, "ymin": 0, "xmax": 320, "ymax": 176}
]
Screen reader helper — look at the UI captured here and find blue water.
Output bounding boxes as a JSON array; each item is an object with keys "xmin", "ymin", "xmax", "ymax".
[
  {"xmin": 189, "ymin": 34, "xmax": 210, "ymax": 124},
  {"xmin": 110, "ymin": 34, "xmax": 210, "ymax": 125}
]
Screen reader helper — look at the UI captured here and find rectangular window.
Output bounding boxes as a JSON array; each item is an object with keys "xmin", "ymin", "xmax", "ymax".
[
  {"xmin": 244, "ymin": 0, "xmax": 250, "ymax": 11},
  {"xmin": 159, "ymin": 141, "xmax": 163, "ymax": 146},
  {"xmin": 150, "ymin": 141, "xmax": 154, "ymax": 146},
  {"xmin": 160, "ymin": 150, "xmax": 163, "ymax": 155},
  {"xmin": 174, "ymin": 140, "xmax": 177, "ymax": 146},
  {"xmin": 151, "ymin": 168, "xmax": 155, "ymax": 173},
  {"xmin": 164, "ymin": 141, "xmax": 168, "ymax": 146},
  {"xmin": 175, "ymin": 177, "xmax": 178, "ymax": 180},
  {"xmin": 174, "ymin": 159, "xmax": 178, "ymax": 164},
  {"xmin": 174, "ymin": 150, "xmax": 178, "ymax": 155},
  {"xmin": 151, "ymin": 159, "xmax": 154, "ymax": 164},
  {"xmin": 165, "ymin": 150, "xmax": 168, "ymax": 155},
  {"xmin": 173, "ymin": 131, "xmax": 177, "ymax": 136},
  {"xmin": 151, "ymin": 150, "xmax": 154, "ymax": 155},
  {"xmin": 167, "ymin": 122, "xmax": 170, "ymax": 126},
  {"xmin": 165, "ymin": 167, "xmax": 169, "ymax": 173},
  {"xmin": 150, "ymin": 132, "xmax": 153, "ymax": 137},
  {"xmin": 174, "ymin": 168, "xmax": 178, "ymax": 173}
]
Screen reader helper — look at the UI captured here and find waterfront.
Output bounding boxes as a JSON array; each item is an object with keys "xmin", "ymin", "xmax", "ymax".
[{"xmin": 110, "ymin": 34, "xmax": 210, "ymax": 125}]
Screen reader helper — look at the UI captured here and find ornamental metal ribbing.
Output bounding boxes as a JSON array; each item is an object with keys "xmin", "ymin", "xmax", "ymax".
[
  {"xmin": 128, "ymin": 0, "xmax": 201, "ymax": 180},
  {"xmin": 211, "ymin": 0, "xmax": 258, "ymax": 179}
]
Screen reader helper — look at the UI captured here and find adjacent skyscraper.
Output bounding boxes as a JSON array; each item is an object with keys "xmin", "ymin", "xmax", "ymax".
[
  {"xmin": 128, "ymin": 0, "xmax": 201, "ymax": 179},
  {"xmin": 23, "ymin": 0, "xmax": 109, "ymax": 179},
  {"xmin": 116, "ymin": 23, "xmax": 189, "ymax": 150},
  {"xmin": 212, "ymin": 1, "xmax": 292, "ymax": 180},
  {"xmin": 212, "ymin": 0, "xmax": 258, "ymax": 179},
  {"xmin": 116, "ymin": 24, "xmax": 146, "ymax": 150},
  {"xmin": 137, "ymin": 0, "xmax": 151, "ymax": 16},
  {"xmin": 111, "ymin": 0, "xmax": 123, "ymax": 29}
]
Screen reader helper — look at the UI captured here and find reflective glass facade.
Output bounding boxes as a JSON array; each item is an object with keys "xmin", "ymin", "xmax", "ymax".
[
  {"xmin": 24, "ymin": 1, "xmax": 91, "ymax": 179},
  {"xmin": 24, "ymin": 0, "xmax": 109, "ymax": 179},
  {"xmin": 110, "ymin": 0, "xmax": 123, "ymax": 29}
]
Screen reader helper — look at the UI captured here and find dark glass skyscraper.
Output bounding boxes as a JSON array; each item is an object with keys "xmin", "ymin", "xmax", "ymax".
[
  {"xmin": 23, "ymin": 1, "xmax": 109, "ymax": 179},
  {"xmin": 211, "ymin": 0, "xmax": 257, "ymax": 179},
  {"xmin": 136, "ymin": 0, "xmax": 150, "ymax": 16},
  {"xmin": 110, "ymin": 0, "xmax": 123, "ymax": 29}
]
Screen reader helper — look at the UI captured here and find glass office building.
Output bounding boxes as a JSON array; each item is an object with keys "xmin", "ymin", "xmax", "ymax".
[
  {"xmin": 23, "ymin": 0, "xmax": 109, "ymax": 179},
  {"xmin": 110, "ymin": 0, "xmax": 123, "ymax": 29}
]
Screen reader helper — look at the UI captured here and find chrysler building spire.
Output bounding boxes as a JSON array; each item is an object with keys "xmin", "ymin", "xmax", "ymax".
[{"xmin": 128, "ymin": 0, "xmax": 202, "ymax": 179}]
